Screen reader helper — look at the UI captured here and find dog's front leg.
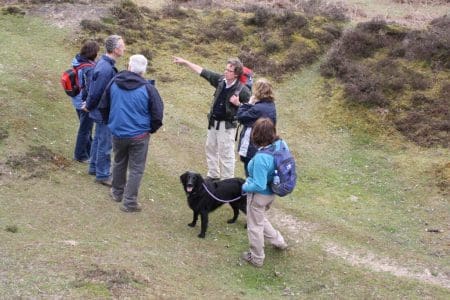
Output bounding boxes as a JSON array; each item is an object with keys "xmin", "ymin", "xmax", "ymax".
[
  {"xmin": 198, "ymin": 211, "xmax": 208, "ymax": 238},
  {"xmin": 188, "ymin": 211, "xmax": 198, "ymax": 227}
]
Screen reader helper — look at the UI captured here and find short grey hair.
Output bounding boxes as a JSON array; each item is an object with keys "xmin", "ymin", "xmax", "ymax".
[
  {"xmin": 129, "ymin": 54, "xmax": 147, "ymax": 74},
  {"xmin": 105, "ymin": 35, "xmax": 123, "ymax": 53}
]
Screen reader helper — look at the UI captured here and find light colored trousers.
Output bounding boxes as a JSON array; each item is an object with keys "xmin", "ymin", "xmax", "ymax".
[
  {"xmin": 247, "ymin": 193, "xmax": 286, "ymax": 264},
  {"xmin": 205, "ymin": 120, "xmax": 236, "ymax": 179}
]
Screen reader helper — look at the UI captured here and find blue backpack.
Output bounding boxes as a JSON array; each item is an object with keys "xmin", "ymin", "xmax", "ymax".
[{"xmin": 261, "ymin": 139, "xmax": 297, "ymax": 197}]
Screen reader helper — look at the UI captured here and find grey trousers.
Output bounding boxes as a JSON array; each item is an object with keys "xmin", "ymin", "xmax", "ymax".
[
  {"xmin": 246, "ymin": 193, "xmax": 286, "ymax": 264},
  {"xmin": 111, "ymin": 134, "xmax": 150, "ymax": 208}
]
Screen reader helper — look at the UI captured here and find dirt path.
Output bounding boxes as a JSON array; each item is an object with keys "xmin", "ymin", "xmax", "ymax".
[{"xmin": 269, "ymin": 207, "xmax": 450, "ymax": 290}]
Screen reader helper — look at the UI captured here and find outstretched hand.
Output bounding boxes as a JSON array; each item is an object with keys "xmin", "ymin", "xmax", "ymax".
[{"xmin": 173, "ymin": 56, "xmax": 186, "ymax": 65}]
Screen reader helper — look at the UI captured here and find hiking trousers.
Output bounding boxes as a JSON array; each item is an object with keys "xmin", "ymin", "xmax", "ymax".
[
  {"xmin": 205, "ymin": 120, "xmax": 236, "ymax": 179},
  {"xmin": 111, "ymin": 134, "xmax": 150, "ymax": 209},
  {"xmin": 246, "ymin": 192, "xmax": 286, "ymax": 264}
]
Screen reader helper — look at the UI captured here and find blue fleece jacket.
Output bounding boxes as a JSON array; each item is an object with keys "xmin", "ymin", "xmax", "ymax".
[
  {"xmin": 242, "ymin": 139, "xmax": 285, "ymax": 195},
  {"xmin": 99, "ymin": 70, "xmax": 164, "ymax": 138},
  {"xmin": 70, "ymin": 54, "xmax": 95, "ymax": 110},
  {"xmin": 85, "ymin": 55, "xmax": 117, "ymax": 121}
]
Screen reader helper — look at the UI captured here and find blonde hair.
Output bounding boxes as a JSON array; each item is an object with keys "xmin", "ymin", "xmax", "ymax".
[{"xmin": 253, "ymin": 78, "xmax": 275, "ymax": 102}]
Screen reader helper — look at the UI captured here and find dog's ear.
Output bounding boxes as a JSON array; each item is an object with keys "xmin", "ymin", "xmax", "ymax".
[{"xmin": 180, "ymin": 172, "xmax": 188, "ymax": 186}]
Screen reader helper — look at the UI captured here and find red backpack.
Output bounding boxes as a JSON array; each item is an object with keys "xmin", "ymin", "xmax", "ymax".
[
  {"xmin": 239, "ymin": 66, "xmax": 254, "ymax": 90},
  {"xmin": 60, "ymin": 63, "xmax": 94, "ymax": 97}
]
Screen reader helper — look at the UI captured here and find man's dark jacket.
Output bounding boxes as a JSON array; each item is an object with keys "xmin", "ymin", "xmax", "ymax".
[{"xmin": 200, "ymin": 69, "xmax": 251, "ymax": 129}]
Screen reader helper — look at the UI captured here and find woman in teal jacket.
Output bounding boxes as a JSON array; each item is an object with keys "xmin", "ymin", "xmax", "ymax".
[{"xmin": 241, "ymin": 118, "xmax": 288, "ymax": 268}]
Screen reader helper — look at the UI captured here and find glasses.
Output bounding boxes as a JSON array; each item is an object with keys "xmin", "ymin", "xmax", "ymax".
[{"xmin": 225, "ymin": 68, "xmax": 234, "ymax": 73}]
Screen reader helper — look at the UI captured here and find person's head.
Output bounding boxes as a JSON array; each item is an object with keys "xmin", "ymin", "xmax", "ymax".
[
  {"xmin": 105, "ymin": 35, "xmax": 125, "ymax": 58},
  {"xmin": 224, "ymin": 58, "xmax": 243, "ymax": 82},
  {"xmin": 80, "ymin": 40, "xmax": 99, "ymax": 61},
  {"xmin": 253, "ymin": 78, "xmax": 275, "ymax": 102},
  {"xmin": 128, "ymin": 54, "xmax": 147, "ymax": 75},
  {"xmin": 251, "ymin": 117, "xmax": 278, "ymax": 147}
]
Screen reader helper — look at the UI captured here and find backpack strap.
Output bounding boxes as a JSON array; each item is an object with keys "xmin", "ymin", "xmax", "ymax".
[{"xmin": 234, "ymin": 82, "xmax": 244, "ymax": 97}]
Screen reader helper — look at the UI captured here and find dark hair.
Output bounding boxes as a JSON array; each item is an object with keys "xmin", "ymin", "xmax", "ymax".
[
  {"xmin": 227, "ymin": 57, "xmax": 243, "ymax": 77},
  {"xmin": 251, "ymin": 117, "xmax": 278, "ymax": 147},
  {"xmin": 80, "ymin": 40, "xmax": 99, "ymax": 61}
]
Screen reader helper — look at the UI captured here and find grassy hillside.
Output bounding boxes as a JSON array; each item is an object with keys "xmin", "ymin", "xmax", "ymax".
[{"xmin": 0, "ymin": 3, "xmax": 449, "ymax": 299}]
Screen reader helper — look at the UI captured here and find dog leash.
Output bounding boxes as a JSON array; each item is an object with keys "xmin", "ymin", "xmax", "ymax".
[{"xmin": 201, "ymin": 183, "xmax": 246, "ymax": 203}]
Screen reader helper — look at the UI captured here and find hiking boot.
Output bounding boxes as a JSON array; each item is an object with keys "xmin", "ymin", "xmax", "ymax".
[
  {"xmin": 119, "ymin": 203, "xmax": 142, "ymax": 213},
  {"xmin": 240, "ymin": 251, "xmax": 263, "ymax": 268},
  {"xmin": 109, "ymin": 188, "xmax": 122, "ymax": 202},
  {"xmin": 95, "ymin": 178, "xmax": 112, "ymax": 187},
  {"xmin": 273, "ymin": 242, "xmax": 288, "ymax": 250},
  {"xmin": 74, "ymin": 158, "xmax": 90, "ymax": 164}
]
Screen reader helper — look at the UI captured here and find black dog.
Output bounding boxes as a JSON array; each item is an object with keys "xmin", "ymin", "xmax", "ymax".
[{"xmin": 180, "ymin": 171, "xmax": 247, "ymax": 238}]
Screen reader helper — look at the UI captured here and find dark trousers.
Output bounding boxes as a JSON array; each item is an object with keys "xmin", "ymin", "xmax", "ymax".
[
  {"xmin": 74, "ymin": 109, "xmax": 93, "ymax": 161},
  {"xmin": 111, "ymin": 134, "xmax": 150, "ymax": 208}
]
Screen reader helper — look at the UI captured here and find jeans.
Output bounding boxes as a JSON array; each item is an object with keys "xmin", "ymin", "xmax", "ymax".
[
  {"xmin": 111, "ymin": 134, "xmax": 150, "ymax": 208},
  {"xmin": 88, "ymin": 121, "xmax": 112, "ymax": 180},
  {"xmin": 74, "ymin": 109, "xmax": 94, "ymax": 162}
]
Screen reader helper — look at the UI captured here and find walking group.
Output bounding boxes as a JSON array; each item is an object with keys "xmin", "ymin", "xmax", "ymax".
[{"xmin": 67, "ymin": 35, "xmax": 293, "ymax": 267}]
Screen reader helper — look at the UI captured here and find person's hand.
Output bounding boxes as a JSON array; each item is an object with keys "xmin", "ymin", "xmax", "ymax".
[
  {"xmin": 229, "ymin": 95, "xmax": 240, "ymax": 106},
  {"xmin": 173, "ymin": 56, "xmax": 186, "ymax": 65},
  {"xmin": 81, "ymin": 102, "xmax": 89, "ymax": 112},
  {"xmin": 249, "ymin": 95, "xmax": 257, "ymax": 105}
]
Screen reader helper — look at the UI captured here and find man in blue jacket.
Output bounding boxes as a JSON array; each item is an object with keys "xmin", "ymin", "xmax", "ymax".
[
  {"xmin": 99, "ymin": 54, "xmax": 164, "ymax": 212},
  {"xmin": 84, "ymin": 35, "xmax": 125, "ymax": 186}
]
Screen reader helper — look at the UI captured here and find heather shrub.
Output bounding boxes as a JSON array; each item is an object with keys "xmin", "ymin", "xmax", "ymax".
[
  {"xmin": 322, "ymin": 23, "xmax": 342, "ymax": 39},
  {"xmin": 440, "ymin": 82, "xmax": 450, "ymax": 99},
  {"xmin": 274, "ymin": 11, "xmax": 308, "ymax": 30},
  {"xmin": 340, "ymin": 63, "xmax": 389, "ymax": 106},
  {"xmin": 2, "ymin": 6, "xmax": 25, "ymax": 16},
  {"xmin": 161, "ymin": 2, "xmax": 189, "ymax": 19},
  {"xmin": 319, "ymin": 46, "xmax": 347, "ymax": 78},
  {"xmin": 395, "ymin": 98, "xmax": 449, "ymax": 147},
  {"xmin": 80, "ymin": 19, "xmax": 109, "ymax": 33},
  {"xmin": 282, "ymin": 41, "xmax": 319, "ymax": 71},
  {"xmin": 244, "ymin": 6, "xmax": 273, "ymax": 27},
  {"xmin": 203, "ymin": 14, "xmax": 244, "ymax": 43},
  {"xmin": 301, "ymin": 0, "xmax": 348, "ymax": 21},
  {"xmin": 340, "ymin": 27, "xmax": 386, "ymax": 58},
  {"xmin": 401, "ymin": 16, "xmax": 450, "ymax": 69}
]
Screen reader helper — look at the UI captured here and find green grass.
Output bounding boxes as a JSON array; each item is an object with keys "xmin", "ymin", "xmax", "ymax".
[{"xmin": 0, "ymin": 10, "xmax": 449, "ymax": 299}]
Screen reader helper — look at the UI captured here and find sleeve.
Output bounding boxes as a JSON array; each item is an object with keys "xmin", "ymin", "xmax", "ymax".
[
  {"xmin": 199, "ymin": 69, "xmax": 222, "ymax": 88},
  {"xmin": 81, "ymin": 67, "xmax": 94, "ymax": 102},
  {"xmin": 237, "ymin": 104, "xmax": 262, "ymax": 125},
  {"xmin": 146, "ymin": 84, "xmax": 164, "ymax": 133},
  {"xmin": 242, "ymin": 153, "xmax": 272, "ymax": 193},
  {"xmin": 98, "ymin": 80, "xmax": 114, "ymax": 124},
  {"xmin": 86, "ymin": 67, "xmax": 114, "ymax": 111}
]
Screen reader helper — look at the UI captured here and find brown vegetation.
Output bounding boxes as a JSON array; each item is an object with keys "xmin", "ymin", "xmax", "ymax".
[
  {"xmin": 77, "ymin": 1, "xmax": 345, "ymax": 80},
  {"xmin": 321, "ymin": 17, "xmax": 450, "ymax": 148}
]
